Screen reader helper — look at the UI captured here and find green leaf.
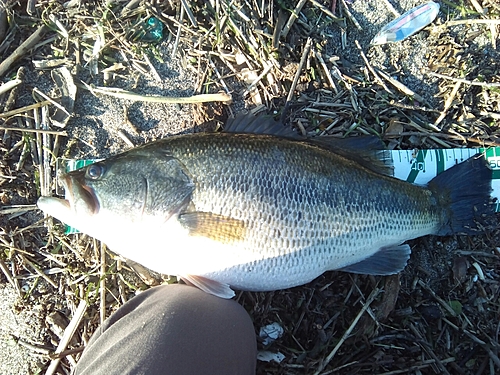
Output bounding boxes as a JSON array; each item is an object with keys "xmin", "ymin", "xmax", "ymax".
[{"xmin": 448, "ymin": 300, "xmax": 463, "ymax": 315}]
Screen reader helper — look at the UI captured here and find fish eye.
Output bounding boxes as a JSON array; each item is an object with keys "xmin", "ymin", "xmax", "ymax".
[{"xmin": 86, "ymin": 164, "xmax": 104, "ymax": 180}]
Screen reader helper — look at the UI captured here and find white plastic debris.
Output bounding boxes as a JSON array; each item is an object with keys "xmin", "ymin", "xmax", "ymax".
[
  {"xmin": 371, "ymin": 1, "xmax": 440, "ymax": 45},
  {"xmin": 257, "ymin": 351, "xmax": 286, "ymax": 363},
  {"xmin": 259, "ymin": 322, "xmax": 284, "ymax": 346}
]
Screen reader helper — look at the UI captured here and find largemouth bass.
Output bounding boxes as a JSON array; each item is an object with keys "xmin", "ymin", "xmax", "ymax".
[{"xmin": 37, "ymin": 116, "xmax": 493, "ymax": 298}]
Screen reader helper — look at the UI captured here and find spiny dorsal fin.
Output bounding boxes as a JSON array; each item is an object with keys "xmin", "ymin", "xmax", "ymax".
[
  {"xmin": 178, "ymin": 212, "xmax": 247, "ymax": 243},
  {"xmin": 224, "ymin": 112, "xmax": 299, "ymax": 139},
  {"xmin": 225, "ymin": 112, "xmax": 393, "ymax": 176}
]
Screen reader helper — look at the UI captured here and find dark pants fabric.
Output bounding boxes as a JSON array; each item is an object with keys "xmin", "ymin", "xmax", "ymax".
[{"xmin": 74, "ymin": 284, "xmax": 256, "ymax": 375}]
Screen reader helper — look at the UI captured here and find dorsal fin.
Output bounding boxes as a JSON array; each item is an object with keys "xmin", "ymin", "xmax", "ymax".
[
  {"xmin": 307, "ymin": 136, "xmax": 394, "ymax": 176},
  {"xmin": 224, "ymin": 112, "xmax": 300, "ymax": 138},
  {"xmin": 224, "ymin": 112, "xmax": 393, "ymax": 176}
]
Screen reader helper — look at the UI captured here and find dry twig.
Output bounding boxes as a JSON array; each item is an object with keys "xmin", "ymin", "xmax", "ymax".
[
  {"xmin": 0, "ymin": 25, "xmax": 48, "ymax": 76},
  {"xmin": 427, "ymin": 71, "xmax": 500, "ymax": 88},
  {"xmin": 82, "ymin": 84, "xmax": 232, "ymax": 104},
  {"xmin": 45, "ymin": 300, "xmax": 88, "ymax": 375},
  {"xmin": 314, "ymin": 287, "xmax": 382, "ymax": 374}
]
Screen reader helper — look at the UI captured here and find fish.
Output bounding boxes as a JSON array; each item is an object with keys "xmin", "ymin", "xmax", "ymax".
[{"xmin": 37, "ymin": 114, "xmax": 493, "ymax": 298}]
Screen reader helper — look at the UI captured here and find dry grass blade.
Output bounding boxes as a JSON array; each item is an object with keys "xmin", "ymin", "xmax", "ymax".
[
  {"xmin": 172, "ymin": 2, "xmax": 185, "ymax": 57},
  {"xmin": 340, "ymin": 0, "xmax": 362, "ymax": 30},
  {"xmin": 314, "ymin": 50, "xmax": 338, "ymax": 94},
  {"xmin": 0, "ymin": 79, "xmax": 22, "ymax": 96},
  {"xmin": 1, "ymin": 67, "xmax": 25, "ymax": 147},
  {"xmin": 0, "ymin": 205, "xmax": 37, "ymax": 215},
  {"xmin": 408, "ymin": 323, "xmax": 451, "ymax": 375},
  {"xmin": 436, "ymin": 18, "xmax": 500, "ymax": 29},
  {"xmin": 281, "ymin": 0, "xmax": 308, "ymax": 38},
  {"xmin": 309, "ymin": 0, "xmax": 343, "ymax": 22},
  {"xmin": 0, "ymin": 24, "xmax": 48, "ymax": 76},
  {"xmin": 180, "ymin": 0, "xmax": 197, "ymax": 27},
  {"xmin": 314, "ymin": 287, "xmax": 381, "ymax": 374},
  {"xmin": 0, "ymin": 101, "xmax": 52, "ymax": 119},
  {"xmin": 355, "ymin": 40, "xmax": 392, "ymax": 95},
  {"xmin": 418, "ymin": 280, "xmax": 457, "ymax": 317},
  {"xmin": 19, "ymin": 254, "xmax": 58, "ymax": 289},
  {"xmin": 100, "ymin": 242, "xmax": 106, "ymax": 325},
  {"xmin": 428, "ymin": 71, "xmax": 500, "ymax": 88},
  {"xmin": 48, "ymin": 346, "xmax": 85, "ymax": 360},
  {"xmin": 434, "ymin": 81, "xmax": 462, "ymax": 127},
  {"xmin": 242, "ymin": 63, "xmax": 273, "ymax": 97},
  {"xmin": 33, "ymin": 88, "xmax": 71, "ymax": 119},
  {"xmin": 0, "ymin": 257, "xmax": 17, "ymax": 290},
  {"xmin": 442, "ymin": 317, "xmax": 500, "ymax": 368},
  {"xmin": 82, "ymin": 84, "xmax": 232, "ymax": 104},
  {"xmin": 375, "ymin": 68, "xmax": 426, "ymax": 102},
  {"xmin": 285, "ymin": 37, "xmax": 312, "ymax": 104},
  {"xmin": 375, "ymin": 357, "xmax": 456, "ymax": 375},
  {"xmin": 0, "ymin": 126, "xmax": 67, "ymax": 136},
  {"xmin": 469, "ymin": 0, "xmax": 486, "ymax": 15},
  {"xmin": 15, "ymin": 337, "xmax": 52, "ymax": 355},
  {"xmin": 117, "ymin": 129, "xmax": 135, "ymax": 147},
  {"xmin": 40, "ymin": 106, "xmax": 52, "ymax": 200},
  {"xmin": 45, "ymin": 300, "xmax": 88, "ymax": 375}
]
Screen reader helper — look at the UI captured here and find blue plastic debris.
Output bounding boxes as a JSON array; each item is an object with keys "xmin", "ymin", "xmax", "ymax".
[
  {"xmin": 128, "ymin": 17, "xmax": 164, "ymax": 43},
  {"xmin": 371, "ymin": 1, "xmax": 440, "ymax": 46},
  {"xmin": 143, "ymin": 17, "xmax": 164, "ymax": 42}
]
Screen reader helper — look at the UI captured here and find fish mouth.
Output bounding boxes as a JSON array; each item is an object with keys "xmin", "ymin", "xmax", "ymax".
[
  {"xmin": 37, "ymin": 171, "xmax": 99, "ymax": 230},
  {"xmin": 60, "ymin": 172, "xmax": 100, "ymax": 216}
]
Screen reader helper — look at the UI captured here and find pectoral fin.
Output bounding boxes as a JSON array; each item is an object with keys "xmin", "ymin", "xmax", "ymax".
[
  {"xmin": 178, "ymin": 212, "xmax": 247, "ymax": 243},
  {"xmin": 339, "ymin": 244, "xmax": 411, "ymax": 275},
  {"xmin": 181, "ymin": 274, "xmax": 235, "ymax": 299}
]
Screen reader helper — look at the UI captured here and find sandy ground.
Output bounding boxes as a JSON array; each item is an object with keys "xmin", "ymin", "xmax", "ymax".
[{"xmin": 0, "ymin": 284, "xmax": 45, "ymax": 374}]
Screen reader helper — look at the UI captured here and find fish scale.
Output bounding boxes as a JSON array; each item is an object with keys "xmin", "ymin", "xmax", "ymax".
[{"xmin": 158, "ymin": 133, "xmax": 442, "ymax": 289}]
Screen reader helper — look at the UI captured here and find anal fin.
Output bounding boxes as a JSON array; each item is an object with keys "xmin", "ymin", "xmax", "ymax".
[
  {"xmin": 339, "ymin": 244, "xmax": 411, "ymax": 275},
  {"xmin": 181, "ymin": 274, "xmax": 235, "ymax": 299}
]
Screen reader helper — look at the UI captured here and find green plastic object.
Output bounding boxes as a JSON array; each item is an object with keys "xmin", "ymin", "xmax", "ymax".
[{"xmin": 128, "ymin": 17, "xmax": 164, "ymax": 43}]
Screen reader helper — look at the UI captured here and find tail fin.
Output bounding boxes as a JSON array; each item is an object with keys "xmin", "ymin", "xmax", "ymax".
[{"xmin": 428, "ymin": 155, "xmax": 493, "ymax": 235}]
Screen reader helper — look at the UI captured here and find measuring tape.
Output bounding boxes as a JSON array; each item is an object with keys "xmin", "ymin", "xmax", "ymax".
[{"xmin": 390, "ymin": 147, "xmax": 500, "ymax": 212}]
